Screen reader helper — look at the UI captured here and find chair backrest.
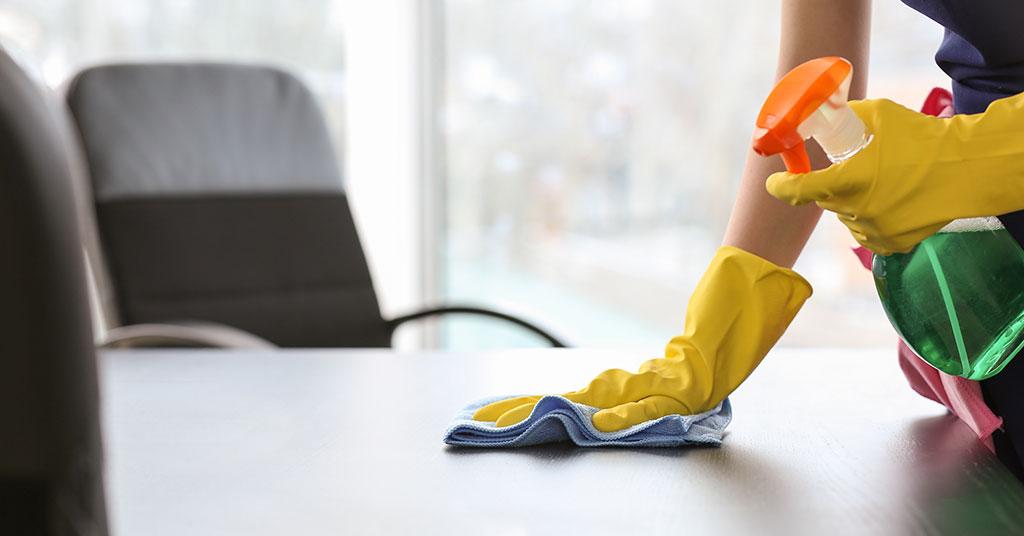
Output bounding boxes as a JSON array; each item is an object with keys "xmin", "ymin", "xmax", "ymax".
[
  {"xmin": 65, "ymin": 63, "xmax": 391, "ymax": 347},
  {"xmin": 0, "ymin": 49, "xmax": 108, "ymax": 534}
]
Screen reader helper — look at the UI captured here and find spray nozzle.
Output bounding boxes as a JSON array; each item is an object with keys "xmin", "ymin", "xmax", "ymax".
[{"xmin": 752, "ymin": 56, "xmax": 867, "ymax": 173}]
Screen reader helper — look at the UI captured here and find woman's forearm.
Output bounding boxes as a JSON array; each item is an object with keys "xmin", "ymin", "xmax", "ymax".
[{"xmin": 722, "ymin": 0, "xmax": 872, "ymax": 268}]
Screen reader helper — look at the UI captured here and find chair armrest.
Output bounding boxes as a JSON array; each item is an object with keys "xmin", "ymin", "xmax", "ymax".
[
  {"xmin": 99, "ymin": 322, "xmax": 277, "ymax": 349},
  {"xmin": 387, "ymin": 304, "xmax": 569, "ymax": 348}
]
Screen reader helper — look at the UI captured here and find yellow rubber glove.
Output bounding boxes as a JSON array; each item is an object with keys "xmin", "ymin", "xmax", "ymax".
[
  {"xmin": 473, "ymin": 246, "xmax": 812, "ymax": 432},
  {"xmin": 766, "ymin": 94, "xmax": 1024, "ymax": 255}
]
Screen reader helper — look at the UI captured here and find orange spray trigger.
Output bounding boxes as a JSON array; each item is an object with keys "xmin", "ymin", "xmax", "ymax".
[{"xmin": 752, "ymin": 57, "xmax": 864, "ymax": 174}]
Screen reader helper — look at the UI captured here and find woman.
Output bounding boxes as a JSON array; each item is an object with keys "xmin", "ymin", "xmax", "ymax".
[{"xmin": 475, "ymin": 0, "xmax": 1024, "ymax": 479}]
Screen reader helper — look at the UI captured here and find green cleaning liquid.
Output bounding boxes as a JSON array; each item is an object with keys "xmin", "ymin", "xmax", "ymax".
[{"xmin": 873, "ymin": 218, "xmax": 1024, "ymax": 380}]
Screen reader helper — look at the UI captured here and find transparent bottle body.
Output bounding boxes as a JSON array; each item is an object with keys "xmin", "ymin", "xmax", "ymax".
[{"xmin": 872, "ymin": 222, "xmax": 1024, "ymax": 379}]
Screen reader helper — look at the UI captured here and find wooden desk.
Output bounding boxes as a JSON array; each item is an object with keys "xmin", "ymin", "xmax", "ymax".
[{"xmin": 101, "ymin": 348, "xmax": 1024, "ymax": 535}]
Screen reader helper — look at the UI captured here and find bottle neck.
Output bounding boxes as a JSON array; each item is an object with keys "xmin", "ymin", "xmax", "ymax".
[{"xmin": 816, "ymin": 105, "xmax": 870, "ymax": 163}]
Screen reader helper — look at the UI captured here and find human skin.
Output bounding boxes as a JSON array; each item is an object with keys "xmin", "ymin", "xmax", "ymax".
[{"xmin": 722, "ymin": 0, "xmax": 872, "ymax": 268}]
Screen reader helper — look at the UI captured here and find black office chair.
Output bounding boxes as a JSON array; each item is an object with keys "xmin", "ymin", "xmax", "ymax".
[
  {"xmin": 65, "ymin": 62, "xmax": 566, "ymax": 348},
  {"xmin": 0, "ymin": 49, "xmax": 108, "ymax": 534}
]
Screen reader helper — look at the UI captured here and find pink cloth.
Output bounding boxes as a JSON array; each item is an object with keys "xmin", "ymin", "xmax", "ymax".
[
  {"xmin": 853, "ymin": 246, "xmax": 1003, "ymax": 451},
  {"xmin": 896, "ymin": 340, "xmax": 1002, "ymax": 451}
]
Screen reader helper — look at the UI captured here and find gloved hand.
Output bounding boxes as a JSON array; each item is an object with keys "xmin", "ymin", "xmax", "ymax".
[
  {"xmin": 473, "ymin": 246, "xmax": 812, "ymax": 432},
  {"xmin": 766, "ymin": 94, "xmax": 1024, "ymax": 255}
]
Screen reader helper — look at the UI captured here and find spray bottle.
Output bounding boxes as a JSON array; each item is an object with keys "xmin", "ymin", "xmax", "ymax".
[{"xmin": 752, "ymin": 56, "xmax": 1024, "ymax": 380}]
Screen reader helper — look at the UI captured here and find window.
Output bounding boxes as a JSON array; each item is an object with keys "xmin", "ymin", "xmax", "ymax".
[
  {"xmin": 0, "ymin": 0, "xmax": 346, "ymax": 154},
  {"xmin": 440, "ymin": 0, "xmax": 948, "ymax": 349}
]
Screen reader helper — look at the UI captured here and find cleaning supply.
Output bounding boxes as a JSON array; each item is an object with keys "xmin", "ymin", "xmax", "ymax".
[
  {"xmin": 446, "ymin": 395, "xmax": 730, "ymax": 448},
  {"xmin": 473, "ymin": 246, "xmax": 812, "ymax": 432},
  {"xmin": 874, "ymin": 218, "xmax": 1024, "ymax": 379},
  {"xmin": 754, "ymin": 56, "xmax": 1024, "ymax": 380}
]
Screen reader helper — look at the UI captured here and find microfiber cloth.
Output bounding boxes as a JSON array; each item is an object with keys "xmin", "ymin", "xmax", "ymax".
[{"xmin": 443, "ymin": 395, "xmax": 731, "ymax": 448}]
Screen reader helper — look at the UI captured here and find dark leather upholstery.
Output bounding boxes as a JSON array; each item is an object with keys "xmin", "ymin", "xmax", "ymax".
[
  {"xmin": 67, "ymin": 63, "xmax": 343, "ymax": 200},
  {"xmin": 0, "ymin": 50, "xmax": 108, "ymax": 534},
  {"xmin": 66, "ymin": 63, "xmax": 390, "ymax": 347},
  {"xmin": 98, "ymin": 194, "xmax": 386, "ymax": 347}
]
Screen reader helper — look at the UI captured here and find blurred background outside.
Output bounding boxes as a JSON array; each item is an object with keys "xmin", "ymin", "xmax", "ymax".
[{"xmin": 1, "ymin": 0, "xmax": 948, "ymax": 350}]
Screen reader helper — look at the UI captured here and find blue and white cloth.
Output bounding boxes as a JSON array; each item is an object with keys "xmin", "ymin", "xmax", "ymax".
[{"xmin": 443, "ymin": 395, "xmax": 731, "ymax": 448}]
